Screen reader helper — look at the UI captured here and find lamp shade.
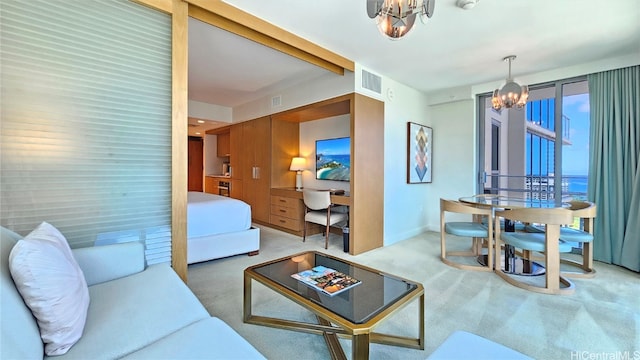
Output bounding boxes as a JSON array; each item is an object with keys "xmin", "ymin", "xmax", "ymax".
[{"xmin": 289, "ymin": 157, "xmax": 306, "ymax": 171}]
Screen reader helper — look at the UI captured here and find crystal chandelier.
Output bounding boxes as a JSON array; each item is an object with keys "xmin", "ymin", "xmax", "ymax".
[
  {"xmin": 491, "ymin": 55, "xmax": 529, "ymax": 110},
  {"xmin": 366, "ymin": 0, "xmax": 435, "ymax": 40}
]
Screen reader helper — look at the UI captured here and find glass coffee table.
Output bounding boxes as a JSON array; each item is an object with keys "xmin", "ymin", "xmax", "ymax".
[{"xmin": 244, "ymin": 251, "xmax": 424, "ymax": 360}]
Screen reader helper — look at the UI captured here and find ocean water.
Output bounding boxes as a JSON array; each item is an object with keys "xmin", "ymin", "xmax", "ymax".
[
  {"xmin": 317, "ymin": 154, "xmax": 350, "ymax": 168},
  {"xmin": 566, "ymin": 175, "xmax": 588, "ymax": 194},
  {"xmin": 316, "ymin": 154, "xmax": 350, "ymax": 181}
]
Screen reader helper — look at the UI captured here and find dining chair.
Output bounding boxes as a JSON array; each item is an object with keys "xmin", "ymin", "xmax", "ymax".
[
  {"xmin": 440, "ymin": 199, "xmax": 494, "ymax": 271},
  {"xmin": 524, "ymin": 201, "xmax": 596, "ymax": 278},
  {"xmin": 494, "ymin": 207, "xmax": 576, "ymax": 295},
  {"xmin": 302, "ymin": 190, "xmax": 348, "ymax": 249}
]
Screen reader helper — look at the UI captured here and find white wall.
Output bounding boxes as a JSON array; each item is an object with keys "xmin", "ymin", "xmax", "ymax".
[
  {"xmin": 299, "ymin": 115, "xmax": 351, "ymax": 192},
  {"xmin": 380, "ymin": 77, "xmax": 431, "ymax": 245},
  {"xmin": 423, "ymin": 99, "xmax": 477, "ymax": 231},
  {"xmin": 188, "ymin": 100, "xmax": 232, "ymax": 122}
]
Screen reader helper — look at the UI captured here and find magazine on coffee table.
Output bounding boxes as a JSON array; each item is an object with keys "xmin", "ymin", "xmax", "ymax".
[{"xmin": 291, "ymin": 265, "xmax": 361, "ymax": 296}]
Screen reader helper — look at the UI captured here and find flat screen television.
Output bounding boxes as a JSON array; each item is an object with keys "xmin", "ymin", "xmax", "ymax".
[{"xmin": 315, "ymin": 137, "xmax": 350, "ymax": 182}]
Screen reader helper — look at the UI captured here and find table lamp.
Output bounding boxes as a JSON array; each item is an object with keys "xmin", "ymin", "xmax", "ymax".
[{"xmin": 289, "ymin": 157, "xmax": 306, "ymax": 190}]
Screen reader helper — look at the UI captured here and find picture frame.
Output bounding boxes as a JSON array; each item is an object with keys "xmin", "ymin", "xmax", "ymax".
[{"xmin": 407, "ymin": 122, "xmax": 432, "ymax": 184}]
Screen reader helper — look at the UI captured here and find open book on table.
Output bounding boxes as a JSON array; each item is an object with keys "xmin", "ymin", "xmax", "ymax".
[{"xmin": 291, "ymin": 266, "xmax": 361, "ymax": 296}]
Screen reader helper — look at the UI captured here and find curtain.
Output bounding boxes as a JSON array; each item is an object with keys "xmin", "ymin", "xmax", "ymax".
[{"xmin": 587, "ymin": 65, "xmax": 640, "ymax": 272}]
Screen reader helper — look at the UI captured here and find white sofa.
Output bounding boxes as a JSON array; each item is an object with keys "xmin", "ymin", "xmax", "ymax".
[{"xmin": 1, "ymin": 226, "xmax": 265, "ymax": 359}]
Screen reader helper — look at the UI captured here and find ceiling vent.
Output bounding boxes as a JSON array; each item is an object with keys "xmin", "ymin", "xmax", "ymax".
[
  {"xmin": 271, "ymin": 95, "xmax": 282, "ymax": 108},
  {"xmin": 361, "ymin": 69, "xmax": 382, "ymax": 94}
]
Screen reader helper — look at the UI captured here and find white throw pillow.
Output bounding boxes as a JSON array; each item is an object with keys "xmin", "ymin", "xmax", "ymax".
[{"xmin": 9, "ymin": 222, "xmax": 90, "ymax": 356}]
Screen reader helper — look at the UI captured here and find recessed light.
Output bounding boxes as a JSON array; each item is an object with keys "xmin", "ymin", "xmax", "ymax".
[
  {"xmin": 197, "ymin": 120, "xmax": 205, "ymax": 124},
  {"xmin": 195, "ymin": 132, "xmax": 201, "ymax": 135}
]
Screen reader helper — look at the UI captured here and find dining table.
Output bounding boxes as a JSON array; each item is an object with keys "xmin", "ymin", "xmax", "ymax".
[{"xmin": 458, "ymin": 194, "xmax": 569, "ymax": 276}]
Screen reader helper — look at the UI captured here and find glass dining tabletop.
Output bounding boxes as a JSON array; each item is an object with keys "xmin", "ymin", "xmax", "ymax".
[{"xmin": 459, "ymin": 194, "xmax": 568, "ymax": 208}]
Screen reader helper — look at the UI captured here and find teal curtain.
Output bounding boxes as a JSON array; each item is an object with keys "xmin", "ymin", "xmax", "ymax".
[{"xmin": 587, "ymin": 65, "xmax": 640, "ymax": 272}]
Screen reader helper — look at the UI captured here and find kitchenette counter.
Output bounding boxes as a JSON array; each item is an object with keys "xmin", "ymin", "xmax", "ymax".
[{"xmin": 204, "ymin": 175, "xmax": 231, "ymax": 196}]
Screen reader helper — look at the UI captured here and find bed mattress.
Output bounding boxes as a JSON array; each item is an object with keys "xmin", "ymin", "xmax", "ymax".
[{"xmin": 187, "ymin": 192, "xmax": 252, "ymax": 238}]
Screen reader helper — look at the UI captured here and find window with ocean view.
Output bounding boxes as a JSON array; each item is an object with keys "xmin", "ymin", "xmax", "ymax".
[
  {"xmin": 478, "ymin": 79, "xmax": 590, "ymax": 203},
  {"xmin": 561, "ymin": 88, "xmax": 590, "ymax": 201}
]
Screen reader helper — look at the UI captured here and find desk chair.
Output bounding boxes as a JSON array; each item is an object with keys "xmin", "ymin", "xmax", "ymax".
[
  {"xmin": 495, "ymin": 207, "xmax": 575, "ymax": 295},
  {"xmin": 440, "ymin": 199, "xmax": 494, "ymax": 271},
  {"xmin": 525, "ymin": 201, "xmax": 596, "ymax": 278},
  {"xmin": 302, "ymin": 190, "xmax": 348, "ymax": 249}
]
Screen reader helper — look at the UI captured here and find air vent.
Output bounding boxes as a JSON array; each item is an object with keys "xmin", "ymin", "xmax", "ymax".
[
  {"xmin": 271, "ymin": 95, "xmax": 282, "ymax": 108},
  {"xmin": 362, "ymin": 69, "xmax": 382, "ymax": 94}
]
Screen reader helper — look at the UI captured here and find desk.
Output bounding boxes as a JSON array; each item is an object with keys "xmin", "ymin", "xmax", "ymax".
[
  {"xmin": 271, "ymin": 187, "xmax": 351, "ymax": 205},
  {"xmin": 459, "ymin": 195, "xmax": 565, "ymax": 276},
  {"xmin": 270, "ymin": 187, "xmax": 351, "ymax": 236}
]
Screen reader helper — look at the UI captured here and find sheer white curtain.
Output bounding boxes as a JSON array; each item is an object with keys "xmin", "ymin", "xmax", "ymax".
[{"xmin": 0, "ymin": 0, "xmax": 172, "ymax": 264}]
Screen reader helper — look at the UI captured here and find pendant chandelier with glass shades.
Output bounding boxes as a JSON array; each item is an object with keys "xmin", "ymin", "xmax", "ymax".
[{"xmin": 491, "ymin": 55, "xmax": 529, "ymax": 111}]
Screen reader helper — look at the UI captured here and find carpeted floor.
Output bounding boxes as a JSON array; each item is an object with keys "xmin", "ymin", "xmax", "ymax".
[{"xmin": 187, "ymin": 224, "xmax": 640, "ymax": 359}]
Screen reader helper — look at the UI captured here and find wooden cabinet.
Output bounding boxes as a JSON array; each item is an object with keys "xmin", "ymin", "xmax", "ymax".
[
  {"xmin": 270, "ymin": 195, "xmax": 303, "ymax": 231},
  {"xmin": 222, "ymin": 93, "xmax": 384, "ymax": 255},
  {"xmin": 229, "ymin": 125, "xmax": 243, "ymax": 200},
  {"xmin": 204, "ymin": 176, "xmax": 216, "ymax": 194},
  {"xmin": 230, "ymin": 179, "xmax": 242, "ymax": 199},
  {"xmin": 229, "ymin": 116, "xmax": 298, "ymax": 225},
  {"xmin": 241, "ymin": 117, "xmax": 271, "ymax": 223},
  {"xmin": 270, "ymin": 93, "xmax": 384, "ymax": 255},
  {"xmin": 216, "ymin": 132, "xmax": 230, "ymax": 157}
]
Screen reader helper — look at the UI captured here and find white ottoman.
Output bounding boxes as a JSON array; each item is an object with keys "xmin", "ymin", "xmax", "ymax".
[{"xmin": 427, "ymin": 331, "xmax": 533, "ymax": 360}]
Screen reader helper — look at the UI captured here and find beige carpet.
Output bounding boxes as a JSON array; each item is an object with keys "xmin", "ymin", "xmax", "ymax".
[{"xmin": 187, "ymin": 225, "xmax": 640, "ymax": 359}]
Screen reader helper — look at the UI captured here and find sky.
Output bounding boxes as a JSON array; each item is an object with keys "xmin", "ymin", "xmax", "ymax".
[
  {"xmin": 561, "ymin": 93, "xmax": 590, "ymax": 176},
  {"xmin": 316, "ymin": 137, "xmax": 350, "ymax": 156}
]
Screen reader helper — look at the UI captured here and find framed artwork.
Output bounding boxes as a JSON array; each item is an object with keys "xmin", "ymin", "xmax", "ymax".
[{"xmin": 407, "ymin": 122, "xmax": 432, "ymax": 184}]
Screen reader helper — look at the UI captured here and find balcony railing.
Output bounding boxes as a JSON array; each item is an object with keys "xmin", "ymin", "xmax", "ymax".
[{"xmin": 484, "ymin": 174, "xmax": 587, "ymax": 201}]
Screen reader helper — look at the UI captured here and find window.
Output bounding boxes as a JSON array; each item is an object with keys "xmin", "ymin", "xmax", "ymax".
[{"xmin": 478, "ymin": 79, "xmax": 590, "ymax": 203}]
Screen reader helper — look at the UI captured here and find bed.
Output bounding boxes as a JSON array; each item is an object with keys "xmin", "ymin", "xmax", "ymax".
[{"xmin": 187, "ymin": 191, "xmax": 260, "ymax": 264}]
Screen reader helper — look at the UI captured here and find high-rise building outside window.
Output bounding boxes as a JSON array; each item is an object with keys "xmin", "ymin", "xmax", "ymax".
[{"xmin": 478, "ymin": 79, "xmax": 589, "ymax": 203}]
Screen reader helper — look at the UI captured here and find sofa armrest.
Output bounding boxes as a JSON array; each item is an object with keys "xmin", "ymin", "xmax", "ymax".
[{"xmin": 72, "ymin": 242, "xmax": 145, "ymax": 286}]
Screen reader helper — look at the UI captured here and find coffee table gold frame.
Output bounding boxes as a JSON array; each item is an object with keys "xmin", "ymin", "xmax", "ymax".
[{"xmin": 243, "ymin": 253, "xmax": 425, "ymax": 360}]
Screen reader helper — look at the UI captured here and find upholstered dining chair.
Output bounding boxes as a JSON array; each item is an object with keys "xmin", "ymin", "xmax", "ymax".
[
  {"xmin": 302, "ymin": 190, "xmax": 348, "ymax": 249},
  {"xmin": 495, "ymin": 207, "xmax": 576, "ymax": 295},
  {"xmin": 525, "ymin": 201, "xmax": 596, "ymax": 278},
  {"xmin": 440, "ymin": 199, "xmax": 494, "ymax": 271}
]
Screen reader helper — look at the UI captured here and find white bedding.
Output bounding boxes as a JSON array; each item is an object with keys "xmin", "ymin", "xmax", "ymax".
[{"xmin": 187, "ymin": 192, "xmax": 252, "ymax": 238}]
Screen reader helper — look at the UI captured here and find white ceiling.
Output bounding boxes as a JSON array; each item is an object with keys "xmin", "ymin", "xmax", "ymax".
[{"xmin": 187, "ymin": 0, "xmax": 640, "ymax": 133}]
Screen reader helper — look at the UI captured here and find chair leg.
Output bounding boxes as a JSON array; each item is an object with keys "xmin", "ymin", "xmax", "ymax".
[
  {"xmin": 303, "ymin": 221, "xmax": 307, "ymax": 243},
  {"xmin": 325, "ymin": 223, "xmax": 330, "ymax": 249},
  {"xmin": 583, "ymin": 242, "xmax": 593, "ymax": 271},
  {"xmin": 440, "ymin": 231, "xmax": 446, "ymax": 260},
  {"xmin": 560, "ymin": 242, "xmax": 596, "ymax": 278}
]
